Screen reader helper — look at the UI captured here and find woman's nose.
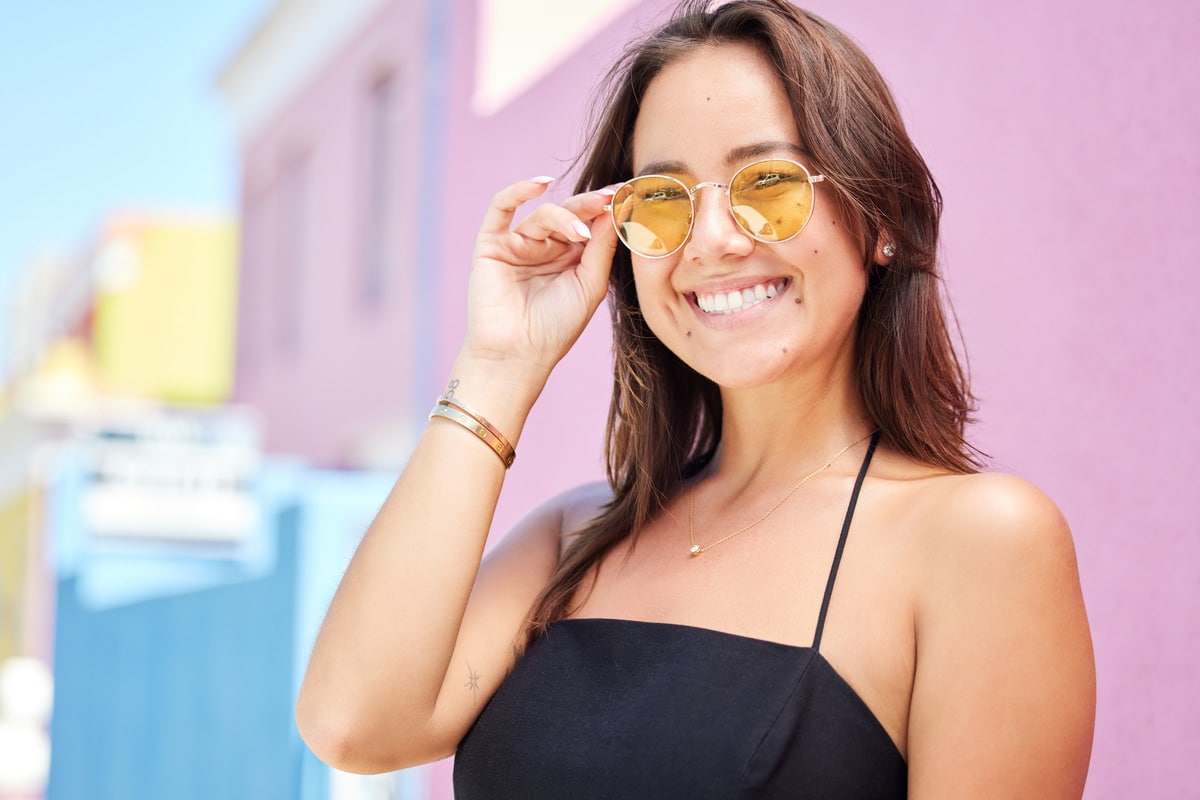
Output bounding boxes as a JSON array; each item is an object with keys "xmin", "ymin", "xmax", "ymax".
[{"xmin": 682, "ymin": 185, "xmax": 754, "ymax": 262}]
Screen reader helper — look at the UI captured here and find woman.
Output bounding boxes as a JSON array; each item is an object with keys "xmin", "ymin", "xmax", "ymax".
[{"xmin": 296, "ymin": 1, "xmax": 1096, "ymax": 796}]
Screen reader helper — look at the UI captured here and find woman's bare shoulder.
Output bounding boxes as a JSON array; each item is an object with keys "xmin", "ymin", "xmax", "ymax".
[
  {"xmin": 869, "ymin": 456, "xmax": 1081, "ymax": 622},
  {"xmin": 903, "ymin": 469, "xmax": 1073, "ymax": 563},
  {"xmin": 867, "ymin": 446, "xmax": 1071, "ymax": 557},
  {"xmin": 557, "ymin": 480, "xmax": 613, "ymax": 532},
  {"xmin": 472, "ymin": 482, "xmax": 615, "ymax": 640},
  {"xmin": 493, "ymin": 481, "xmax": 613, "ymax": 562},
  {"xmin": 895, "ymin": 468, "xmax": 1094, "ymax": 795}
]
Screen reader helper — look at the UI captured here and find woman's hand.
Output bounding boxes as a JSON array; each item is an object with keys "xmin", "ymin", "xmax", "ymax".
[{"xmin": 463, "ymin": 178, "xmax": 618, "ymax": 382}]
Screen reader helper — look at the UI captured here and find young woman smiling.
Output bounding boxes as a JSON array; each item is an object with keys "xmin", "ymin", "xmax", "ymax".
[{"xmin": 297, "ymin": 2, "xmax": 1096, "ymax": 796}]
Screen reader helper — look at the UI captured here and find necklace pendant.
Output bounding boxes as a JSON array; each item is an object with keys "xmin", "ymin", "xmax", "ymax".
[{"xmin": 689, "ymin": 544, "xmax": 702, "ymax": 557}]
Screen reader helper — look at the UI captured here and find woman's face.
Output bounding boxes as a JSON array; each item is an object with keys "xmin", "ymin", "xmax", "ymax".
[{"xmin": 629, "ymin": 42, "xmax": 869, "ymax": 391}]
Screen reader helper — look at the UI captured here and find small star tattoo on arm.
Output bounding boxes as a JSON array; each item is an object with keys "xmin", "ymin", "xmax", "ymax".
[{"xmin": 465, "ymin": 662, "xmax": 481, "ymax": 703}]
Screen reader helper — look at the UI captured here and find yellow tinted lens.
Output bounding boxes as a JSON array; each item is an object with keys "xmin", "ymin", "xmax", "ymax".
[
  {"xmin": 611, "ymin": 176, "xmax": 692, "ymax": 257},
  {"xmin": 728, "ymin": 160, "xmax": 814, "ymax": 242}
]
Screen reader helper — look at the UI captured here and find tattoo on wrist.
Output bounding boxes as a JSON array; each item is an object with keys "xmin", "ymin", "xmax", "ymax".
[
  {"xmin": 446, "ymin": 379, "xmax": 460, "ymax": 398},
  {"xmin": 465, "ymin": 661, "xmax": 481, "ymax": 703}
]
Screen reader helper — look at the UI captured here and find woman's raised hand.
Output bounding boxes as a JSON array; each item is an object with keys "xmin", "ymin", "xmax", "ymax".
[{"xmin": 464, "ymin": 178, "xmax": 618, "ymax": 383}]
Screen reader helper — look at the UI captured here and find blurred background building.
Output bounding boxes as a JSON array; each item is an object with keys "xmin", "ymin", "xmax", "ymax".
[{"xmin": 0, "ymin": 0, "xmax": 1196, "ymax": 798}]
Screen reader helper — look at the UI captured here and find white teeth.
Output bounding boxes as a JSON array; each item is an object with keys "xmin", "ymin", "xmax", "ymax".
[{"xmin": 696, "ymin": 281, "xmax": 785, "ymax": 314}]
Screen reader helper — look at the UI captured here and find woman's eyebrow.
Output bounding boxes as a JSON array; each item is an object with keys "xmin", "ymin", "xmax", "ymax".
[
  {"xmin": 726, "ymin": 141, "xmax": 807, "ymax": 164},
  {"xmin": 635, "ymin": 159, "xmax": 688, "ymax": 177},
  {"xmin": 634, "ymin": 142, "xmax": 809, "ymax": 177}
]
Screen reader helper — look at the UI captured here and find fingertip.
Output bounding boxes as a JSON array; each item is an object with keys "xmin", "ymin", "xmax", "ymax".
[
  {"xmin": 581, "ymin": 216, "xmax": 617, "ymax": 259},
  {"xmin": 530, "ymin": 175, "xmax": 556, "ymax": 185},
  {"xmin": 571, "ymin": 220, "xmax": 592, "ymax": 241}
]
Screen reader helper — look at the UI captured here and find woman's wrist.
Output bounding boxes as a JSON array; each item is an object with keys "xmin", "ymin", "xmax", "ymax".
[{"xmin": 437, "ymin": 350, "xmax": 549, "ymax": 448}]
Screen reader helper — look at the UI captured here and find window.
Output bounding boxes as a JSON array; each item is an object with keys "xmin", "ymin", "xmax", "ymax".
[
  {"xmin": 276, "ymin": 153, "xmax": 308, "ymax": 353},
  {"xmin": 363, "ymin": 70, "xmax": 397, "ymax": 307},
  {"xmin": 239, "ymin": 184, "xmax": 272, "ymax": 376}
]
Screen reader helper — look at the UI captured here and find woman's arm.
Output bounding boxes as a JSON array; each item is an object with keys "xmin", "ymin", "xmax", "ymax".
[
  {"xmin": 907, "ymin": 472, "xmax": 1095, "ymax": 798},
  {"xmin": 295, "ymin": 178, "xmax": 617, "ymax": 773}
]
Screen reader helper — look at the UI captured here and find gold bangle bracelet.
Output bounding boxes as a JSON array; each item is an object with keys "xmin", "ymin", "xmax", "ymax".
[
  {"xmin": 435, "ymin": 394, "xmax": 511, "ymax": 447},
  {"xmin": 429, "ymin": 403, "xmax": 516, "ymax": 468}
]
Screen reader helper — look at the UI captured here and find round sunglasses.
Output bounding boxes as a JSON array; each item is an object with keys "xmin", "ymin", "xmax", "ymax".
[{"xmin": 605, "ymin": 158, "xmax": 826, "ymax": 258}]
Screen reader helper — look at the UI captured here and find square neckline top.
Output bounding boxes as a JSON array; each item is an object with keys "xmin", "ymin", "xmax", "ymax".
[{"xmin": 454, "ymin": 433, "xmax": 908, "ymax": 798}]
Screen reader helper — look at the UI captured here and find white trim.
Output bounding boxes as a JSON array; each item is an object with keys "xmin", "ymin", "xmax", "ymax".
[
  {"xmin": 473, "ymin": 0, "xmax": 643, "ymax": 116},
  {"xmin": 217, "ymin": 0, "xmax": 394, "ymax": 146}
]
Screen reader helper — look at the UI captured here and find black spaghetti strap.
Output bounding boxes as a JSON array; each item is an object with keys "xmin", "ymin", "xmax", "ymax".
[{"xmin": 812, "ymin": 431, "xmax": 880, "ymax": 652}]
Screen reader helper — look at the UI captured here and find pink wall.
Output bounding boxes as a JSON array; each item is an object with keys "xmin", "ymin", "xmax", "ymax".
[
  {"xmin": 235, "ymin": 0, "xmax": 1198, "ymax": 796},
  {"xmin": 818, "ymin": 1, "xmax": 1200, "ymax": 795},
  {"xmin": 235, "ymin": 0, "xmax": 433, "ymax": 465}
]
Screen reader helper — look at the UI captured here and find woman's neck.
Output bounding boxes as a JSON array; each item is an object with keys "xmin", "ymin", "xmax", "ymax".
[{"xmin": 711, "ymin": 361, "xmax": 871, "ymax": 487}]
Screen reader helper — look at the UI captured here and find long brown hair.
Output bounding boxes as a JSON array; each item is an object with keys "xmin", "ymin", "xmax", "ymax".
[{"xmin": 527, "ymin": 0, "xmax": 981, "ymax": 639}]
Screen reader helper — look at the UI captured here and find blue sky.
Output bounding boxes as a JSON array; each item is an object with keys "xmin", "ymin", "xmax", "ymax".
[{"xmin": 0, "ymin": 1, "xmax": 274, "ymax": 289}]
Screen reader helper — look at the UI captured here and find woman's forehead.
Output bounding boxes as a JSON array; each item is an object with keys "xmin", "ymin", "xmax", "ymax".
[{"xmin": 630, "ymin": 43, "xmax": 801, "ymax": 174}]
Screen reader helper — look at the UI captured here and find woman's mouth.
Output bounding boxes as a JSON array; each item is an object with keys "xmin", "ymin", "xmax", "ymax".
[{"xmin": 693, "ymin": 279, "xmax": 790, "ymax": 315}]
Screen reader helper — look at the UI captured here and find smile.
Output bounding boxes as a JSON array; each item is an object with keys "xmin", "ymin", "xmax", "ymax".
[{"xmin": 694, "ymin": 279, "xmax": 789, "ymax": 315}]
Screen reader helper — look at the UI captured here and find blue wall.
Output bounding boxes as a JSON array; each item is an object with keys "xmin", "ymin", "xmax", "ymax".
[
  {"xmin": 43, "ymin": 462, "xmax": 424, "ymax": 798},
  {"xmin": 48, "ymin": 508, "xmax": 302, "ymax": 799}
]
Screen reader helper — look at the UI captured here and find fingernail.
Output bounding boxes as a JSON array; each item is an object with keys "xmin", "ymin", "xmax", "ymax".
[
  {"xmin": 531, "ymin": 175, "xmax": 555, "ymax": 184},
  {"xmin": 596, "ymin": 186, "xmax": 617, "ymax": 197},
  {"xmin": 572, "ymin": 221, "xmax": 592, "ymax": 240}
]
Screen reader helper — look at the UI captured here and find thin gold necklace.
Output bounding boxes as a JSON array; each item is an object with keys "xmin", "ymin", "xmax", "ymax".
[{"xmin": 687, "ymin": 430, "xmax": 876, "ymax": 558}]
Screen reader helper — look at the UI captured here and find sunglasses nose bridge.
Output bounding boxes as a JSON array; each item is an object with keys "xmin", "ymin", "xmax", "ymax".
[
  {"xmin": 681, "ymin": 180, "xmax": 755, "ymax": 255},
  {"xmin": 688, "ymin": 181, "xmax": 729, "ymax": 210},
  {"xmin": 688, "ymin": 180, "xmax": 734, "ymax": 220}
]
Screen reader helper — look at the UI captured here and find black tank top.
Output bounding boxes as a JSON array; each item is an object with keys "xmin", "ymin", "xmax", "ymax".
[{"xmin": 455, "ymin": 433, "xmax": 906, "ymax": 798}]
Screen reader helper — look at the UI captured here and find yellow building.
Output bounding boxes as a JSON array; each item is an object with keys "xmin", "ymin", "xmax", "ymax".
[
  {"xmin": 0, "ymin": 487, "xmax": 33, "ymax": 662},
  {"xmin": 91, "ymin": 214, "xmax": 239, "ymax": 405}
]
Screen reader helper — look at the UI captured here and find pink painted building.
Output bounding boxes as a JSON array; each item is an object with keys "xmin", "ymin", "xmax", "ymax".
[{"xmin": 221, "ymin": 0, "xmax": 1199, "ymax": 797}]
